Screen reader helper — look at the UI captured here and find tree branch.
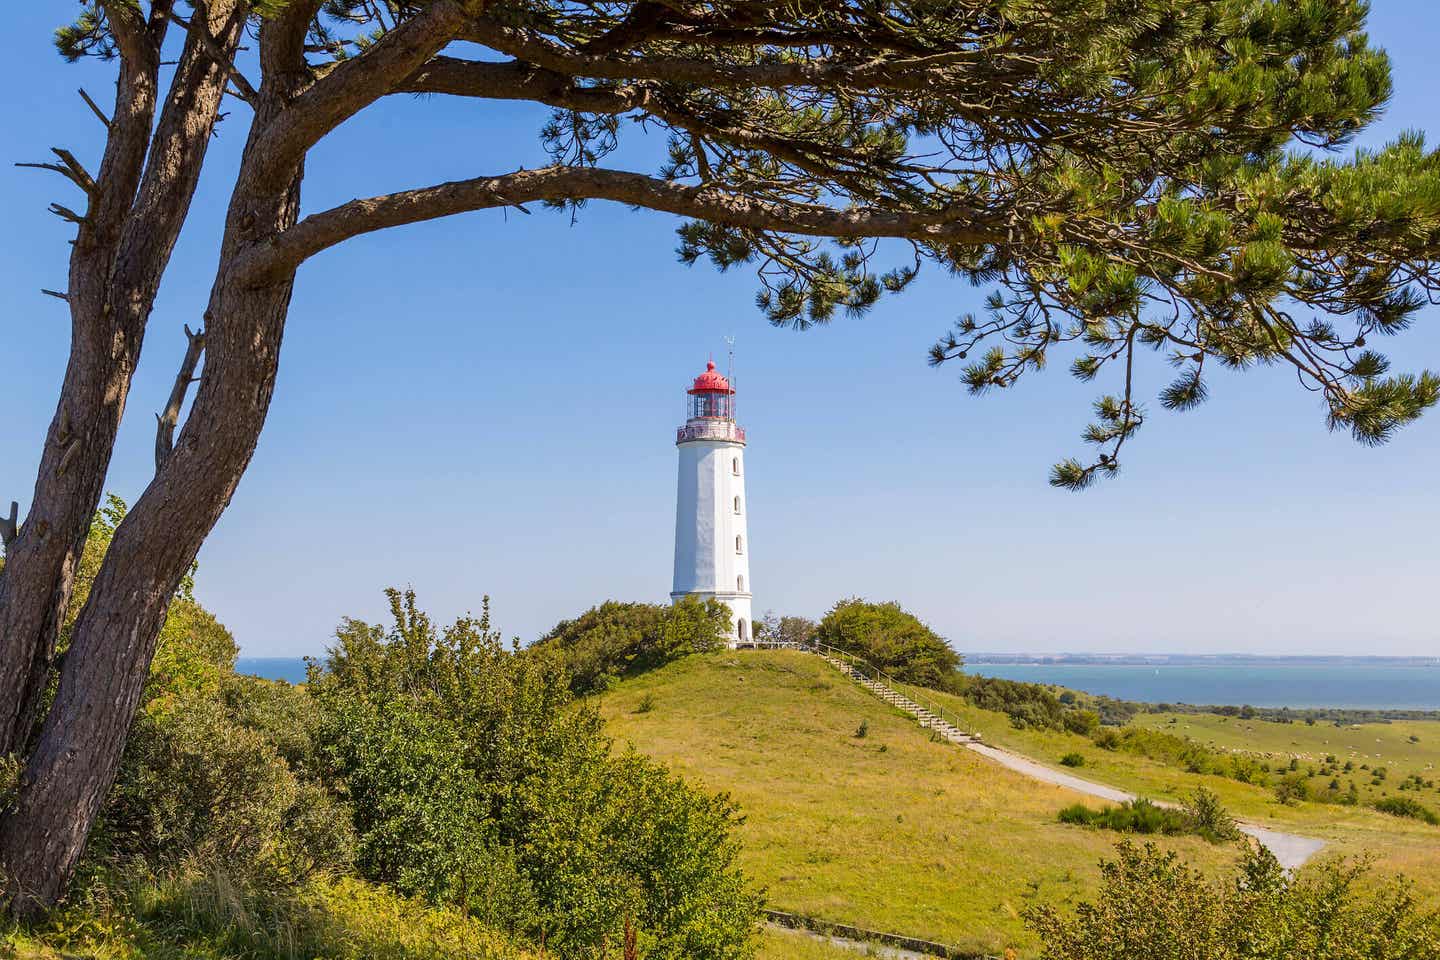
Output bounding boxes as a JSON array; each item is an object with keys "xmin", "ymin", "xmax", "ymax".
[
  {"xmin": 237, "ymin": 165, "xmax": 997, "ymax": 283},
  {"xmin": 0, "ymin": 501, "xmax": 17, "ymax": 549},
  {"xmin": 154, "ymin": 324, "xmax": 206, "ymax": 474},
  {"xmin": 171, "ymin": 5, "xmax": 259, "ymax": 105},
  {"xmin": 77, "ymin": 88, "xmax": 112, "ymax": 130},
  {"xmin": 459, "ymin": 17, "xmax": 962, "ymax": 92},
  {"xmin": 396, "ymin": 56, "xmax": 647, "ymax": 114},
  {"xmin": 252, "ymin": 0, "xmax": 476, "ymax": 186}
]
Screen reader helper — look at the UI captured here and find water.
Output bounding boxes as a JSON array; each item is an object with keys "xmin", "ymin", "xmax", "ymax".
[
  {"xmin": 236, "ymin": 657, "xmax": 311, "ymax": 685},
  {"xmin": 965, "ymin": 662, "xmax": 1440, "ymax": 710},
  {"xmin": 237, "ymin": 655, "xmax": 1440, "ymax": 710}
]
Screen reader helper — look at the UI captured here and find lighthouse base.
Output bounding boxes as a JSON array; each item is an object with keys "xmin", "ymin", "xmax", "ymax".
[{"xmin": 671, "ymin": 591, "xmax": 753, "ymax": 649}]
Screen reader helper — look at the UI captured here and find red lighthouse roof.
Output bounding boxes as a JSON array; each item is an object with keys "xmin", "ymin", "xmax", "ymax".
[{"xmin": 688, "ymin": 360, "xmax": 734, "ymax": 395}]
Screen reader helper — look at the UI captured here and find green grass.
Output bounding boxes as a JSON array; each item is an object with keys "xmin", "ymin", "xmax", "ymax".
[
  {"xmin": 757, "ymin": 927, "xmax": 892, "ymax": 959},
  {"xmin": 897, "ymin": 682, "xmax": 1440, "ymax": 901},
  {"xmin": 1133, "ymin": 712, "xmax": 1440, "ymax": 806},
  {"xmin": 599, "ymin": 651, "xmax": 1240, "ymax": 957},
  {"xmin": 2, "ymin": 873, "xmax": 534, "ymax": 960}
]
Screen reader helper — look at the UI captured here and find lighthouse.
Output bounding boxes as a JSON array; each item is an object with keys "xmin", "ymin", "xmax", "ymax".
[{"xmin": 671, "ymin": 359, "xmax": 752, "ymax": 646}]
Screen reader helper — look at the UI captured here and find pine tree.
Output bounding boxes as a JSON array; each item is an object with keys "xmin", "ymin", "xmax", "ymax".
[{"xmin": 6, "ymin": 0, "xmax": 1440, "ymax": 913}]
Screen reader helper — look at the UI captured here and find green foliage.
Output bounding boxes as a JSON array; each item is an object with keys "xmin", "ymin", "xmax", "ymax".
[
  {"xmin": 756, "ymin": 612, "xmax": 817, "ymax": 646},
  {"xmin": 1088, "ymin": 724, "xmax": 1271, "ymax": 788},
  {"xmin": 8, "ymin": 870, "xmax": 532, "ymax": 960},
  {"xmin": 1027, "ymin": 841, "xmax": 1440, "ymax": 960},
  {"xmin": 536, "ymin": 597, "xmax": 732, "ymax": 695},
  {"xmin": 308, "ymin": 589, "xmax": 762, "ymax": 960},
  {"xmin": 1275, "ymin": 773, "xmax": 1312, "ymax": 806},
  {"xmin": 1057, "ymin": 799, "xmax": 1195, "ymax": 838},
  {"xmin": 1182, "ymin": 787, "xmax": 1243, "ymax": 843},
  {"xmin": 815, "ymin": 599, "xmax": 959, "ymax": 688},
  {"xmin": 1375, "ymin": 796, "xmax": 1440, "ymax": 826},
  {"xmin": 64, "ymin": 495, "xmax": 350, "ymax": 887},
  {"xmin": 1059, "ymin": 752, "xmax": 1086, "ymax": 768}
]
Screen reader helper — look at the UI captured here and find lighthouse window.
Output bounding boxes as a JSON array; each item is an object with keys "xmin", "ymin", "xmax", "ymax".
[
  {"xmin": 732, "ymin": 457, "xmax": 740, "ymax": 475},
  {"xmin": 733, "ymin": 496, "xmax": 742, "ymax": 514},
  {"xmin": 738, "ymin": 619, "xmax": 748, "ymax": 642},
  {"xmin": 737, "ymin": 575, "xmax": 745, "ymax": 591},
  {"xmin": 735, "ymin": 535, "xmax": 743, "ymax": 554}
]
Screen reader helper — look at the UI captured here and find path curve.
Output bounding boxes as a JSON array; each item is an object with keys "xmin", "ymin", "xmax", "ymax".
[{"xmin": 965, "ymin": 741, "xmax": 1326, "ymax": 870}]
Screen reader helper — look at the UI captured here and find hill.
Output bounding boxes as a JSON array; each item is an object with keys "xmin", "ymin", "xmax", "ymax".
[
  {"xmin": 598, "ymin": 650, "xmax": 1241, "ymax": 957},
  {"xmin": 897, "ymin": 680, "xmax": 1440, "ymax": 901}
]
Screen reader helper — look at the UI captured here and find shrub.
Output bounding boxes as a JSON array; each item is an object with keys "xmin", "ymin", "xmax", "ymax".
[
  {"xmin": 1374, "ymin": 796, "xmax": 1440, "ymax": 825},
  {"xmin": 1063, "ymin": 710, "xmax": 1101, "ymax": 737},
  {"xmin": 1274, "ymin": 774, "xmax": 1310, "ymax": 806},
  {"xmin": 309, "ymin": 589, "xmax": 761, "ymax": 960},
  {"xmin": 756, "ymin": 612, "xmax": 818, "ymax": 646},
  {"xmin": 1056, "ymin": 799, "xmax": 1190, "ymax": 836},
  {"xmin": 1027, "ymin": 841, "xmax": 1440, "ymax": 960},
  {"xmin": 537, "ymin": 597, "xmax": 732, "ymax": 695},
  {"xmin": 854, "ymin": 720, "xmax": 869, "ymax": 739},
  {"xmin": 958, "ymin": 674, "xmax": 1066, "ymax": 729},
  {"xmin": 814, "ymin": 599, "xmax": 959, "ymax": 688},
  {"xmin": 634, "ymin": 693, "xmax": 657, "ymax": 714},
  {"xmin": 1060, "ymin": 753, "xmax": 1086, "ymax": 768},
  {"xmin": 1182, "ymin": 787, "xmax": 1241, "ymax": 843}
]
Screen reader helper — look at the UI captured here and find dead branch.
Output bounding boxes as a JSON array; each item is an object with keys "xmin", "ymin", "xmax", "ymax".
[
  {"xmin": 154, "ymin": 323, "xmax": 206, "ymax": 473},
  {"xmin": 41, "ymin": 289, "xmax": 71, "ymax": 302},
  {"xmin": 47, "ymin": 203, "xmax": 88, "ymax": 225},
  {"xmin": 17, "ymin": 148, "xmax": 99, "ymax": 200},
  {"xmin": 78, "ymin": 87, "xmax": 112, "ymax": 129},
  {"xmin": 0, "ymin": 501, "xmax": 17, "ymax": 548},
  {"xmin": 171, "ymin": 6, "xmax": 259, "ymax": 105}
]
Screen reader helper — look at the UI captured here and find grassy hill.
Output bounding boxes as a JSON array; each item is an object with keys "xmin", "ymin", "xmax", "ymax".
[
  {"xmin": 896, "ymin": 681, "xmax": 1440, "ymax": 899},
  {"xmin": 598, "ymin": 651, "xmax": 1240, "ymax": 957},
  {"xmin": 1133, "ymin": 711, "xmax": 1440, "ymax": 807}
]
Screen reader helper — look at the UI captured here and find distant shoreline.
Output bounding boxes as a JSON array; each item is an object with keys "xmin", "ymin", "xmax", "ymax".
[{"xmin": 964, "ymin": 653, "xmax": 1439, "ymax": 667}]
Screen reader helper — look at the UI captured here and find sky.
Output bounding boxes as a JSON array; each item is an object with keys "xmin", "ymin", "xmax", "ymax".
[{"xmin": 3, "ymin": 6, "xmax": 1439, "ymax": 658}]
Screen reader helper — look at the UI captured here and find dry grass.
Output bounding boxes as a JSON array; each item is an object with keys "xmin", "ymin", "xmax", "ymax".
[
  {"xmin": 599, "ymin": 651, "xmax": 1239, "ymax": 958},
  {"xmin": 900, "ymin": 683, "xmax": 1440, "ymax": 902}
]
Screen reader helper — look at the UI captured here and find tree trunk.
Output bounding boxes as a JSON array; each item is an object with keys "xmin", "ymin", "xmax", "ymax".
[
  {"xmin": 0, "ymin": 80, "xmax": 305, "ymax": 914},
  {"xmin": 0, "ymin": 1, "xmax": 245, "ymax": 755}
]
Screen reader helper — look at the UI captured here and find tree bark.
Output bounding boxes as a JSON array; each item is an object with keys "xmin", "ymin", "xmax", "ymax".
[
  {"xmin": 0, "ymin": 15, "xmax": 307, "ymax": 912},
  {"xmin": 0, "ymin": 1, "xmax": 244, "ymax": 755}
]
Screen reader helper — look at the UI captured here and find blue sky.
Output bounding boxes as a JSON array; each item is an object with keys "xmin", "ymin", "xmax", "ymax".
[{"xmin": 3, "ymin": 5, "xmax": 1439, "ymax": 657}]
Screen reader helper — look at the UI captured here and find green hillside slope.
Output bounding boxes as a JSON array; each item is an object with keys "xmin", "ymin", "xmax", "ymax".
[
  {"xmin": 598, "ymin": 651, "xmax": 1239, "ymax": 957},
  {"xmin": 897, "ymin": 681, "xmax": 1440, "ymax": 897}
]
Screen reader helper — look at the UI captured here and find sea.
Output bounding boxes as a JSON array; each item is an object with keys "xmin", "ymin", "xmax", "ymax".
[
  {"xmin": 236, "ymin": 656, "xmax": 1440, "ymax": 711},
  {"xmin": 965, "ymin": 662, "xmax": 1440, "ymax": 711}
]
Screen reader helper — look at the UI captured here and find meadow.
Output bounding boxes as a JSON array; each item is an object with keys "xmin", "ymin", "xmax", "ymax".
[
  {"xmin": 900, "ymin": 682, "xmax": 1440, "ymax": 899},
  {"xmin": 599, "ymin": 651, "xmax": 1241, "ymax": 957}
]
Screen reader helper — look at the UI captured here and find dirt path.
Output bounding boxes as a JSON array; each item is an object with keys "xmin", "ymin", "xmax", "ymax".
[{"xmin": 965, "ymin": 741, "xmax": 1326, "ymax": 870}]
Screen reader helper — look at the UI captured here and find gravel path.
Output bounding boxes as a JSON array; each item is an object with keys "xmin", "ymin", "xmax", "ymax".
[{"xmin": 964, "ymin": 741, "xmax": 1326, "ymax": 871}]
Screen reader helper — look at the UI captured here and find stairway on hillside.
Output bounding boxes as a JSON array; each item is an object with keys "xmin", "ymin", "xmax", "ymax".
[{"xmin": 814, "ymin": 652, "xmax": 979, "ymax": 745}]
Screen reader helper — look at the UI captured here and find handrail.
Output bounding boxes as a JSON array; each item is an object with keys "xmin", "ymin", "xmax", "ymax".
[{"xmin": 741, "ymin": 638, "xmax": 977, "ymax": 740}]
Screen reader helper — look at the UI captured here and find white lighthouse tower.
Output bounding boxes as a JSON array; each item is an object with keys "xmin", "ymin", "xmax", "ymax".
[{"xmin": 671, "ymin": 359, "xmax": 752, "ymax": 646}]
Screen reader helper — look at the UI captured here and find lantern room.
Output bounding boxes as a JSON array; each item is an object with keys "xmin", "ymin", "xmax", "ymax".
[{"xmin": 687, "ymin": 361, "xmax": 735, "ymax": 420}]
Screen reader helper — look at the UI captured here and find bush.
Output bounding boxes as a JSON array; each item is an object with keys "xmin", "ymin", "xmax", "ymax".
[
  {"xmin": 1374, "ymin": 796, "xmax": 1440, "ymax": 825},
  {"xmin": 536, "ymin": 597, "xmax": 732, "ymax": 695},
  {"xmin": 1274, "ymin": 774, "xmax": 1311, "ymax": 806},
  {"xmin": 814, "ymin": 599, "xmax": 959, "ymax": 688},
  {"xmin": 1060, "ymin": 753, "xmax": 1086, "ymax": 768},
  {"xmin": 756, "ymin": 612, "xmax": 817, "ymax": 646},
  {"xmin": 1057, "ymin": 799, "xmax": 1190, "ymax": 836},
  {"xmin": 89, "ymin": 509, "xmax": 350, "ymax": 885},
  {"xmin": 309, "ymin": 589, "xmax": 761, "ymax": 960},
  {"xmin": 1182, "ymin": 787, "xmax": 1241, "ymax": 843},
  {"xmin": 1027, "ymin": 841, "xmax": 1440, "ymax": 960}
]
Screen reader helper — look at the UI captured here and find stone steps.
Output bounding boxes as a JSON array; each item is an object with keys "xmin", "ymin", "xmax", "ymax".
[{"xmin": 815, "ymin": 652, "xmax": 976, "ymax": 744}]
